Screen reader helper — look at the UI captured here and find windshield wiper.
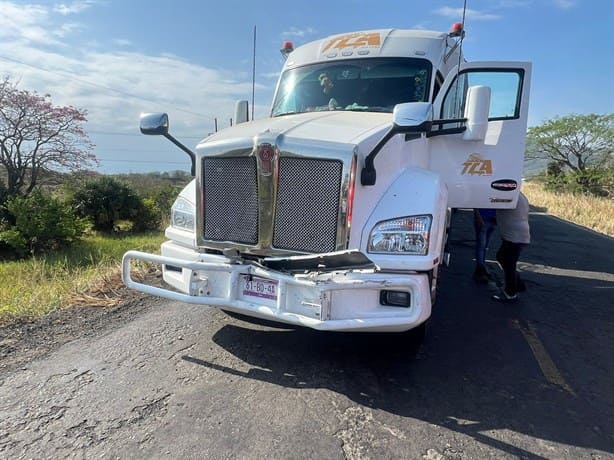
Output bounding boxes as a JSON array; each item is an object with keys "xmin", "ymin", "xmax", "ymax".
[
  {"xmin": 272, "ymin": 111, "xmax": 301, "ymax": 117},
  {"xmin": 343, "ymin": 106, "xmax": 391, "ymax": 113}
]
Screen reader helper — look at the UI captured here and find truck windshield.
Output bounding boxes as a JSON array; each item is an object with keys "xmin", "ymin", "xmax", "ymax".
[{"xmin": 272, "ymin": 58, "xmax": 432, "ymax": 117}]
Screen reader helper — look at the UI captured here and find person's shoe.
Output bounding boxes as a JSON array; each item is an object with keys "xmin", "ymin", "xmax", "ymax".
[{"xmin": 492, "ymin": 289, "xmax": 518, "ymax": 302}]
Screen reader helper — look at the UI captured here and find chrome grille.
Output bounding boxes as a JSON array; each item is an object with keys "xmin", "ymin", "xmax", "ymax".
[
  {"xmin": 202, "ymin": 157, "xmax": 258, "ymax": 244},
  {"xmin": 274, "ymin": 157, "xmax": 343, "ymax": 253}
]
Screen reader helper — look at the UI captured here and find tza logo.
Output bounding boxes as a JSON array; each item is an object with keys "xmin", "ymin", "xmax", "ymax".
[
  {"xmin": 491, "ymin": 179, "xmax": 518, "ymax": 191},
  {"xmin": 322, "ymin": 32, "xmax": 381, "ymax": 53},
  {"xmin": 461, "ymin": 154, "xmax": 492, "ymax": 176}
]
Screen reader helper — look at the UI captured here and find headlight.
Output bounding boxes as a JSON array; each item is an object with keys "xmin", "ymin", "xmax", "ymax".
[
  {"xmin": 367, "ymin": 215, "xmax": 432, "ymax": 255},
  {"xmin": 171, "ymin": 197, "xmax": 195, "ymax": 232}
]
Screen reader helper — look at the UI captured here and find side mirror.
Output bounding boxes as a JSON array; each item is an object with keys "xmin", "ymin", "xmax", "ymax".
[
  {"xmin": 463, "ymin": 85, "xmax": 491, "ymax": 141},
  {"xmin": 234, "ymin": 100, "xmax": 249, "ymax": 125},
  {"xmin": 392, "ymin": 102, "xmax": 433, "ymax": 133},
  {"xmin": 140, "ymin": 113, "xmax": 169, "ymax": 135},
  {"xmin": 139, "ymin": 112, "xmax": 196, "ymax": 176}
]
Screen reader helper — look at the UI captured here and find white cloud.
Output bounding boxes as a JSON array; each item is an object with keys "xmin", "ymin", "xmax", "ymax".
[
  {"xmin": 53, "ymin": 0, "xmax": 97, "ymax": 15},
  {"xmin": 0, "ymin": 2, "xmax": 58, "ymax": 45},
  {"xmin": 0, "ymin": 39, "xmax": 258, "ymax": 132},
  {"xmin": 495, "ymin": 0, "xmax": 531, "ymax": 7},
  {"xmin": 281, "ymin": 27, "xmax": 317, "ymax": 38},
  {"xmin": 53, "ymin": 22, "xmax": 84, "ymax": 38},
  {"xmin": 0, "ymin": 1, "xmax": 275, "ymax": 172},
  {"xmin": 434, "ymin": 7, "xmax": 501, "ymax": 21},
  {"xmin": 260, "ymin": 71, "xmax": 281, "ymax": 80},
  {"xmin": 112, "ymin": 38, "xmax": 132, "ymax": 47}
]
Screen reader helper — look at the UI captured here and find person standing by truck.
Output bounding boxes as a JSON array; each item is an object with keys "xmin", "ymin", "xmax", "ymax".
[
  {"xmin": 493, "ymin": 192, "xmax": 530, "ymax": 301},
  {"xmin": 473, "ymin": 208, "xmax": 497, "ymax": 284}
]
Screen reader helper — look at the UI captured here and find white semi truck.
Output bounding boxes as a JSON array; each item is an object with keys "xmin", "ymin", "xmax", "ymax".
[{"xmin": 122, "ymin": 25, "xmax": 531, "ymax": 338}]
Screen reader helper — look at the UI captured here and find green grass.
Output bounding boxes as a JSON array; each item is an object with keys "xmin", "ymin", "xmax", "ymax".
[{"xmin": 0, "ymin": 232, "xmax": 165, "ymax": 325}]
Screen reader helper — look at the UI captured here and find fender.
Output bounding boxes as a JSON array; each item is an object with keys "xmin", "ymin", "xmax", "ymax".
[{"xmin": 360, "ymin": 166, "xmax": 448, "ymax": 272}]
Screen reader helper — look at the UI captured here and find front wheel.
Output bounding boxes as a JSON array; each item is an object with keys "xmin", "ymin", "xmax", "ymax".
[{"xmin": 399, "ymin": 320, "xmax": 429, "ymax": 355}]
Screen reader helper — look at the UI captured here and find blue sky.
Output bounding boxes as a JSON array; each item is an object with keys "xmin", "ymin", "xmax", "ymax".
[{"xmin": 1, "ymin": 0, "xmax": 613, "ymax": 173}]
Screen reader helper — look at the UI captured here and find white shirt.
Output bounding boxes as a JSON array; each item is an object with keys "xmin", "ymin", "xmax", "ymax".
[{"xmin": 496, "ymin": 192, "xmax": 530, "ymax": 244}]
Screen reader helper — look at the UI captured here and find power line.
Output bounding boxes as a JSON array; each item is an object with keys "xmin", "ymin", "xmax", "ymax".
[
  {"xmin": 88, "ymin": 129, "xmax": 205, "ymax": 140},
  {"xmin": 95, "ymin": 148, "xmax": 176, "ymax": 152},
  {"xmin": 0, "ymin": 54, "xmax": 212, "ymax": 119},
  {"xmin": 97, "ymin": 158, "xmax": 188, "ymax": 165}
]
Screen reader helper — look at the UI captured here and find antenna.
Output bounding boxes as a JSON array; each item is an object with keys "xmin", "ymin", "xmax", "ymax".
[
  {"xmin": 252, "ymin": 25, "xmax": 256, "ymax": 121},
  {"xmin": 449, "ymin": 0, "xmax": 468, "ymax": 119},
  {"xmin": 456, "ymin": 0, "xmax": 468, "ymax": 72}
]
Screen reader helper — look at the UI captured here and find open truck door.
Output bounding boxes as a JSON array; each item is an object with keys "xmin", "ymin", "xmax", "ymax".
[{"xmin": 430, "ymin": 62, "xmax": 532, "ymax": 209}]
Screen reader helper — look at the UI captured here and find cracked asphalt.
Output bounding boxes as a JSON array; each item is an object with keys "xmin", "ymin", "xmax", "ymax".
[{"xmin": 1, "ymin": 210, "xmax": 613, "ymax": 459}]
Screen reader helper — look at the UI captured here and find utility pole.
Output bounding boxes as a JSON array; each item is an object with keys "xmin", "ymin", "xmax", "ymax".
[{"xmin": 252, "ymin": 25, "xmax": 256, "ymax": 121}]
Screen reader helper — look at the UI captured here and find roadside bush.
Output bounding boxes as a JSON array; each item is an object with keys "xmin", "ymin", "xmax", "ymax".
[
  {"xmin": 0, "ymin": 190, "xmax": 89, "ymax": 257},
  {"xmin": 132, "ymin": 197, "xmax": 162, "ymax": 232},
  {"xmin": 71, "ymin": 176, "xmax": 170, "ymax": 233},
  {"xmin": 545, "ymin": 165, "xmax": 613, "ymax": 197},
  {"xmin": 72, "ymin": 177, "xmax": 141, "ymax": 232}
]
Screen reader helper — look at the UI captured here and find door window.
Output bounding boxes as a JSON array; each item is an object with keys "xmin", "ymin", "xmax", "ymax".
[{"xmin": 441, "ymin": 69, "xmax": 524, "ymax": 121}]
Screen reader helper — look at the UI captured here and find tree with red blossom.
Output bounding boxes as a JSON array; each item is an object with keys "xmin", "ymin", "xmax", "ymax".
[{"xmin": 0, "ymin": 77, "xmax": 96, "ymax": 197}]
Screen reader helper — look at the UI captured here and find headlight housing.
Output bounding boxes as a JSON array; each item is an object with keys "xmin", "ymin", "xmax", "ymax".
[
  {"xmin": 171, "ymin": 197, "xmax": 195, "ymax": 232},
  {"xmin": 367, "ymin": 215, "xmax": 432, "ymax": 255}
]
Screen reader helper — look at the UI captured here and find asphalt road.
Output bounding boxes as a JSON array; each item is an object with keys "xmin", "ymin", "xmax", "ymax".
[{"xmin": 1, "ymin": 210, "xmax": 613, "ymax": 459}]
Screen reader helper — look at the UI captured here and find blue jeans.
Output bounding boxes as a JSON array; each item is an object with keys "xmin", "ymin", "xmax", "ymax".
[{"xmin": 474, "ymin": 214, "xmax": 496, "ymax": 270}]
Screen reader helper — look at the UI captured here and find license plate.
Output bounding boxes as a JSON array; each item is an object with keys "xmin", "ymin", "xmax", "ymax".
[{"xmin": 240, "ymin": 275, "xmax": 278, "ymax": 301}]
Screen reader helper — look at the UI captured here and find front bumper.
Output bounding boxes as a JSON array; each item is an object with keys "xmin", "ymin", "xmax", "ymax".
[{"xmin": 122, "ymin": 242, "xmax": 431, "ymax": 333}]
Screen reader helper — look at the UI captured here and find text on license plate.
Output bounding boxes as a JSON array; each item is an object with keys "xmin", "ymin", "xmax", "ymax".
[{"xmin": 240, "ymin": 275, "xmax": 278, "ymax": 301}]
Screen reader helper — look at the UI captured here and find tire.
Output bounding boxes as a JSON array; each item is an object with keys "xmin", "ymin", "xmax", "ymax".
[{"xmin": 397, "ymin": 320, "xmax": 429, "ymax": 355}]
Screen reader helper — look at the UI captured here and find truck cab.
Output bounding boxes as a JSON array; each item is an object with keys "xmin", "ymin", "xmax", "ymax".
[{"xmin": 122, "ymin": 25, "xmax": 531, "ymax": 336}]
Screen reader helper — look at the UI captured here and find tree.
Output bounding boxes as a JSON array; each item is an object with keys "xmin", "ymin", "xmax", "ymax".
[
  {"xmin": 0, "ymin": 77, "xmax": 96, "ymax": 198},
  {"xmin": 526, "ymin": 113, "xmax": 613, "ymax": 173}
]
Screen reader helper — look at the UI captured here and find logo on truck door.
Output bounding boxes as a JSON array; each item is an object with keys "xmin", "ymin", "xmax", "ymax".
[{"xmin": 461, "ymin": 153, "xmax": 493, "ymax": 176}]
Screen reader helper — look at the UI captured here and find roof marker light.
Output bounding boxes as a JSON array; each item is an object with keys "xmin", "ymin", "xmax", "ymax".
[
  {"xmin": 449, "ymin": 22, "xmax": 465, "ymax": 38},
  {"xmin": 280, "ymin": 41, "xmax": 294, "ymax": 59}
]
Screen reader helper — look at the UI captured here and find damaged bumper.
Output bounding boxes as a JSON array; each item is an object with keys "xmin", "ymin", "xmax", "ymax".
[{"xmin": 122, "ymin": 242, "xmax": 431, "ymax": 333}]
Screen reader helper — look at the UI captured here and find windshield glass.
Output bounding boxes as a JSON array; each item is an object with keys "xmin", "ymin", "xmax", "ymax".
[{"xmin": 272, "ymin": 58, "xmax": 432, "ymax": 117}]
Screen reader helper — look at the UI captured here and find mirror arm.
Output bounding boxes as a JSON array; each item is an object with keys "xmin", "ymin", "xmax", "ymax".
[
  {"xmin": 360, "ymin": 120, "xmax": 431, "ymax": 186},
  {"xmin": 360, "ymin": 127, "xmax": 397, "ymax": 186},
  {"xmin": 163, "ymin": 133, "xmax": 197, "ymax": 176}
]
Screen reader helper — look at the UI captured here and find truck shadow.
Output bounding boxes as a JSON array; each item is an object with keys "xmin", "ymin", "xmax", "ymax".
[{"xmin": 182, "ymin": 210, "xmax": 614, "ymax": 457}]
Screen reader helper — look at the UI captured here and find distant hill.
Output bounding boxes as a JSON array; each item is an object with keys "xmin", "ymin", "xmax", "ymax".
[{"xmin": 523, "ymin": 157, "xmax": 547, "ymax": 179}]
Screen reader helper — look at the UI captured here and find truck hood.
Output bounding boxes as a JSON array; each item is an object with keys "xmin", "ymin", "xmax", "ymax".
[{"xmin": 196, "ymin": 111, "xmax": 392, "ymax": 151}]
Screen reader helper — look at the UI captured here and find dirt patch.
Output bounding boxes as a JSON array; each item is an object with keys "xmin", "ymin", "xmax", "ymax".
[{"xmin": 0, "ymin": 287, "xmax": 155, "ymax": 374}]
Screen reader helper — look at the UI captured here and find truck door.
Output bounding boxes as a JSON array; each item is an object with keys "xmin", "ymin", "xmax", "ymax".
[{"xmin": 430, "ymin": 62, "xmax": 531, "ymax": 209}]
